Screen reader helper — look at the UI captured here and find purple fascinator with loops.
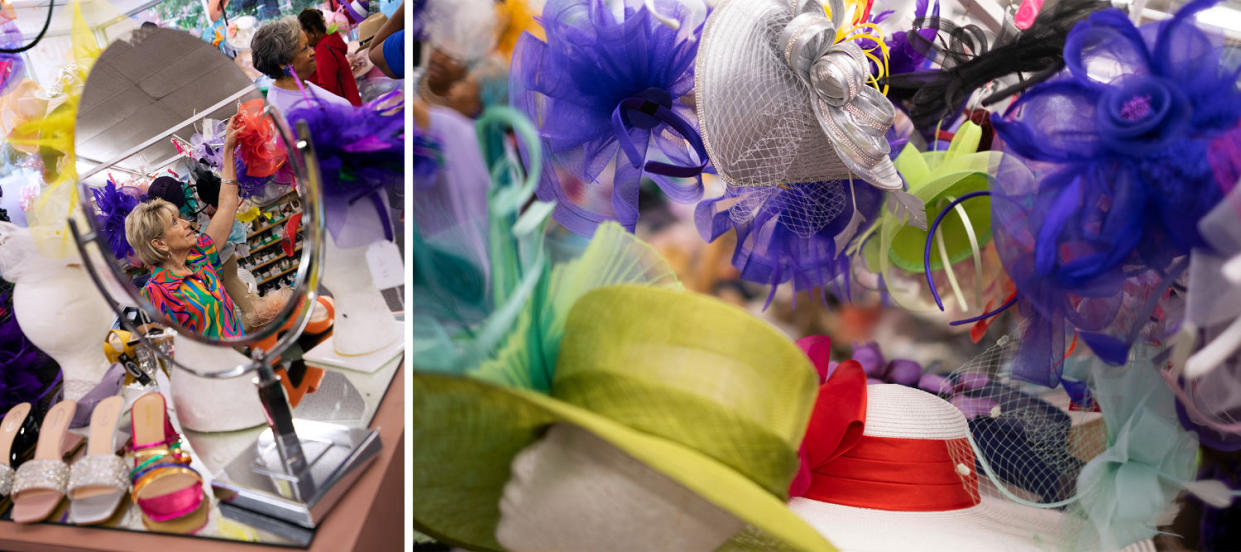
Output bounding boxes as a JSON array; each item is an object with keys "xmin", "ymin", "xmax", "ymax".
[
  {"xmin": 509, "ymin": 0, "xmax": 708, "ymax": 236},
  {"xmin": 990, "ymin": 0, "xmax": 1241, "ymax": 380}
]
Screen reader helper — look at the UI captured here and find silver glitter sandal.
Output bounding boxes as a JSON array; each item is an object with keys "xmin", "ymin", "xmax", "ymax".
[
  {"xmin": 68, "ymin": 396, "xmax": 128, "ymax": 525},
  {"xmin": 11, "ymin": 400, "xmax": 76, "ymax": 523}
]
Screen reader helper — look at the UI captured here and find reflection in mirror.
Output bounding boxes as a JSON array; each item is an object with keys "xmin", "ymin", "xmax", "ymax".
[
  {"xmin": 77, "ymin": 27, "xmax": 304, "ymax": 344},
  {"xmin": 75, "ymin": 27, "xmax": 309, "ymax": 435}
]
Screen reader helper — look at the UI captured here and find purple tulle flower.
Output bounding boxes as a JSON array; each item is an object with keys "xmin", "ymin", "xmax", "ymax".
[
  {"xmin": 191, "ymin": 119, "xmax": 227, "ymax": 169},
  {"xmin": 696, "ymin": 180, "xmax": 885, "ymax": 306},
  {"xmin": 510, "ymin": 0, "xmax": 707, "ymax": 236},
  {"xmin": 92, "ymin": 182, "xmax": 144, "ymax": 261},
  {"xmin": 990, "ymin": 0, "xmax": 1241, "ymax": 373},
  {"xmin": 285, "ymin": 88, "xmax": 404, "ymax": 247}
]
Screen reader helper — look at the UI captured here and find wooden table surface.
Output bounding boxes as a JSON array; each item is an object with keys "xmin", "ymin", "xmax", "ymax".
[{"xmin": 0, "ymin": 364, "xmax": 406, "ymax": 552}]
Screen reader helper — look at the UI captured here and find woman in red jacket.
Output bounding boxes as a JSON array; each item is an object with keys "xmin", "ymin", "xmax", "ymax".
[{"xmin": 297, "ymin": 9, "xmax": 362, "ymax": 106}]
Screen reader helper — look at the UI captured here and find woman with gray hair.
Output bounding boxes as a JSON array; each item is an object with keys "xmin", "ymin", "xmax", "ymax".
[
  {"xmin": 125, "ymin": 117, "xmax": 247, "ymax": 338},
  {"xmin": 251, "ymin": 16, "xmax": 351, "ymax": 116}
]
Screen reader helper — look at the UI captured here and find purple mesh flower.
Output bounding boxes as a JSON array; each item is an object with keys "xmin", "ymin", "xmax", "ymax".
[{"xmin": 990, "ymin": 0, "xmax": 1241, "ymax": 376}]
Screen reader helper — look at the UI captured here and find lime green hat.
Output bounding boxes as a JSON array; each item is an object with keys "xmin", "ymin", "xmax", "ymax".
[
  {"xmin": 862, "ymin": 121, "xmax": 998, "ymax": 310},
  {"xmin": 413, "ymin": 284, "xmax": 834, "ymax": 551}
]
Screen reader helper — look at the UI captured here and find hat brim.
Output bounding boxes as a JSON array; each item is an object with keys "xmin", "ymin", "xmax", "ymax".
[
  {"xmin": 414, "ymin": 372, "xmax": 836, "ymax": 552},
  {"xmin": 790, "ymin": 493, "xmax": 1073, "ymax": 552}
]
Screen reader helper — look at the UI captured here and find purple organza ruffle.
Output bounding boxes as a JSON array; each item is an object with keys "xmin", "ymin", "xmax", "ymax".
[
  {"xmin": 696, "ymin": 180, "xmax": 884, "ymax": 306},
  {"xmin": 990, "ymin": 0, "xmax": 1241, "ymax": 376},
  {"xmin": 510, "ymin": 0, "xmax": 704, "ymax": 236},
  {"xmin": 285, "ymin": 88, "xmax": 404, "ymax": 247}
]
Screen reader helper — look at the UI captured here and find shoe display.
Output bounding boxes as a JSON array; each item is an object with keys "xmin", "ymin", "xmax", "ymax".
[
  {"xmin": 0, "ymin": 403, "xmax": 38, "ymax": 498},
  {"xmin": 127, "ymin": 393, "xmax": 208, "ymax": 534},
  {"xmin": 11, "ymin": 400, "xmax": 76, "ymax": 523},
  {"xmin": 67, "ymin": 396, "xmax": 128, "ymax": 525}
]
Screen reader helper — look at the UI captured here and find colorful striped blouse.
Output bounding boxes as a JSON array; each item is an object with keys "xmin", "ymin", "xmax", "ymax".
[{"xmin": 141, "ymin": 234, "xmax": 244, "ymax": 339}]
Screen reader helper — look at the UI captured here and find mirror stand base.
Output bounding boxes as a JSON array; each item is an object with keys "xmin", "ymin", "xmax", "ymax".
[{"xmin": 211, "ymin": 419, "xmax": 381, "ymax": 533}]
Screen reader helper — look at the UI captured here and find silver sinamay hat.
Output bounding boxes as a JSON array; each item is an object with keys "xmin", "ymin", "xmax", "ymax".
[{"xmin": 695, "ymin": 0, "xmax": 905, "ymax": 192}]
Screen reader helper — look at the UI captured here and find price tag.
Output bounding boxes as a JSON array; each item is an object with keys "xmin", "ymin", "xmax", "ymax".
[
  {"xmin": 366, "ymin": 240, "xmax": 404, "ymax": 289},
  {"xmin": 202, "ymin": 118, "xmax": 221, "ymax": 142}
]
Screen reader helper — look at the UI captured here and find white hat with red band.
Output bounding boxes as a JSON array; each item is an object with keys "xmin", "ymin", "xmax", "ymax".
[{"xmin": 788, "ymin": 363, "xmax": 1154, "ymax": 552}]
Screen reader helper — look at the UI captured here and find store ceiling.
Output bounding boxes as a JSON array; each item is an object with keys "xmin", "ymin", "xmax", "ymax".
[{"xmin": 74, "ymin": 26, "xmax": 259, "ymax": 187}]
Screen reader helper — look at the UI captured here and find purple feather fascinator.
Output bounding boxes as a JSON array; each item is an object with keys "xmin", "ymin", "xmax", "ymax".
[
  {"xmin": 92, "ymin": 181, "xmax": 145, "ymax": 261},
  {"xmin": 510, "ymin": 0, "xmax": 708, "ymax": 236}
]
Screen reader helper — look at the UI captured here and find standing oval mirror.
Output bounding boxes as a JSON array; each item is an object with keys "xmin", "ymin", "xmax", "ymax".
[
  {"xmin": 76, "ymin": 26, "xmax": 318, "ymax": 372},
  {"xmin": 58, "ymin": 21, "xmax": 398, "ymax": 545}
]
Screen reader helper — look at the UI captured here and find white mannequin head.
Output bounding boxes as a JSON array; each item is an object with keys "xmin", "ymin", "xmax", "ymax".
[
  {"xmin": 12, "ymin": 263, "xmax": 114, "ymax": 398},
  {"xmin": 495, "ymin": 423, "xmax": 744, "ymax": 552},
  {"xmin": 168, "ymin": 336, "xmax": 267, "ymax": 432}
]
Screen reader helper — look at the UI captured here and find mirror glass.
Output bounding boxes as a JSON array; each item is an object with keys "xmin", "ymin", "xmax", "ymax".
[
  {"xmin": 55, "ymin": 24, "xmax": 402, "ymax": 545},
  {"xmin": 76, "ymin": 26, "xmax": 309, "ymax": 351}
]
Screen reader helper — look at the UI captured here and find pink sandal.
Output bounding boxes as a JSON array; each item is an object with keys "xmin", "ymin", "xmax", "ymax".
[
  {"xmin": 128, "ymin": 393, "xmax": 207, "ymax": 533},
  {"xmin": 11, "ymin": 400, "xmax": 76, "ymax": 523}
]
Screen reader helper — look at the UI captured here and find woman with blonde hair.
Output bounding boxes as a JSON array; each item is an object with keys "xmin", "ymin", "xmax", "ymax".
[{"xmin": 125, "ymin": 117, "xmax": 245, "ymax": 338}]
